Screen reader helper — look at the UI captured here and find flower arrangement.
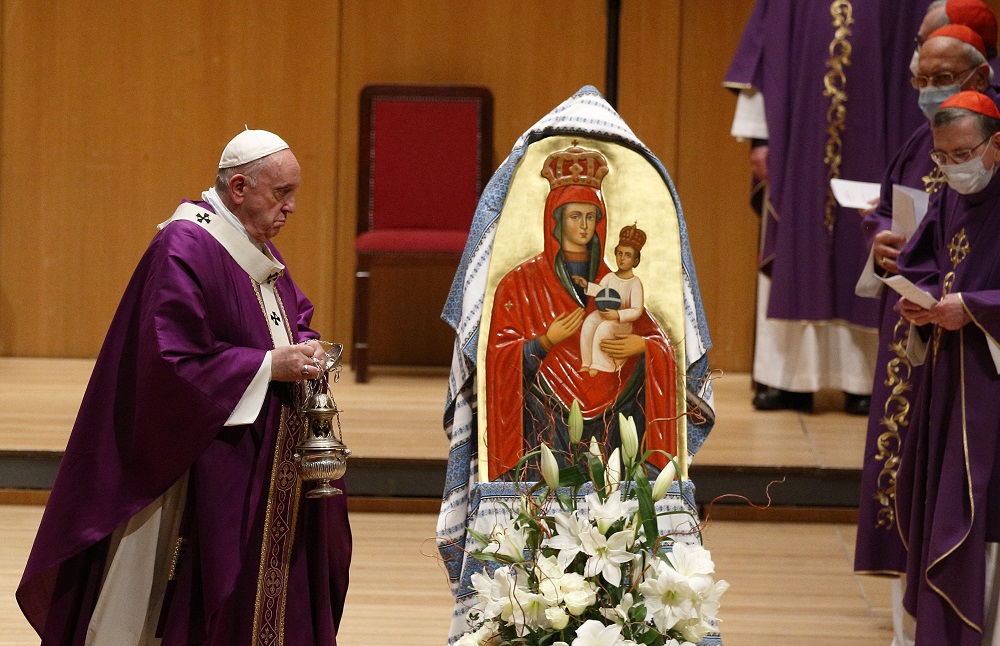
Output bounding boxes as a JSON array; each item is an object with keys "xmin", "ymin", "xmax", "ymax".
[{"xmin": 457, "ymin": 403, "xmax": 728, "ymax": 646}]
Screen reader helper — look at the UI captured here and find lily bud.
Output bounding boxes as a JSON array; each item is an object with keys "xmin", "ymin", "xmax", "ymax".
[
  {"xmin": 540, "ymin": 443, "xmax": 560, "ymax": 491},
  {"xmin": 568, "ymin": 400, "xmax": 584, "ymax": 444},
  {"xmin": 589, "ymin": 436, "xmax": 603, "ymax": 461},
  {"xmin": 607, "ymin": 448, "xmax": 621, "ymax": 493},
  {"xmin": 651, "ymin": 458, "xmax": 677, "ymax": 502},
  {"xmin": 619, "ymin": 414, "xmax": 638, "ymax": 465}
]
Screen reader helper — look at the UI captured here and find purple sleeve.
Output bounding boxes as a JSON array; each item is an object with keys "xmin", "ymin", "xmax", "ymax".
[
  {"xmin": 961, "ymin": 292, "xmax": 1000, "ymax": 342},
  {"xmin": 144, "ymin": 225, "xmax": 269, "ymax": 418},
  {"xmin": 723, "ymin": 0, "xmax": 767, "ymax": 90}
]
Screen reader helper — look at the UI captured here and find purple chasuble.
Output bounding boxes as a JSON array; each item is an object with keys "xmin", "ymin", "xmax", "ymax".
[
  {"xmin": 854, "ymin": 122, "xmax": 940, "ymax": 576},
  {"xmin": 16, "ymin": 203, "xmax": 351, "ymax": 645},
  {"xmin": 896, "ymin": 171, "xmax": 1000, "ymax": 644},
  {"xmin": 724, "ymin": 0, "xmax": 931, "ymax": 326}
]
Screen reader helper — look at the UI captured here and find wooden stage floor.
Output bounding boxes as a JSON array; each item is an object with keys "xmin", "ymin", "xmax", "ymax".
[
  {"xmin": 0, "ymin": 508, "xmax": 895, "ymax": 644},
  {"xmin": 0, "ymin": 358, "xmax": 893, "ymax": 644}
]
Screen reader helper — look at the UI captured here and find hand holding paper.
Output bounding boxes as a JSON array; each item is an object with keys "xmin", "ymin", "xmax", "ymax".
[{"xmin": 879, "ymin": 274, "xmax": 938, "ymax": 309}]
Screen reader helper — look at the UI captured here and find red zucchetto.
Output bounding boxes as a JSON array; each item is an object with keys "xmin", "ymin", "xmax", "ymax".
[
  {"xmin": 928, "ymin": 23, "xmax": 988, "ymax": 57},
  {"xmin": 940, "ymin": 89, "xmax": 1000, "ymax": 118},
  {"xmin": 947, "ymin": 0, "xmax": 998, "ymax": 56}
]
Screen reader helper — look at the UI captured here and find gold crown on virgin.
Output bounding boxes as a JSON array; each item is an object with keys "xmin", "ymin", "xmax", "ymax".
[{"xmin": 541, "ymin": 142, "xmax": 609, "ymax": 190}]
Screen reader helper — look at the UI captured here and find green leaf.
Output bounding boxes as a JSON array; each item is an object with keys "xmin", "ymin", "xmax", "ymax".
[
  {"xmin": 633, "ymin": 470, "xmax": 660, "ymax": 549},
  {"xmin": 558, "ymin": 464, "xmax": 588, "ymax": 487},
  {"xmin": 587, "ymin": 453, "xmax": 606, "ymax": 496},
  {"xmin": 466, "ymin": 527, "xmax": 491, "ymax": 547}
]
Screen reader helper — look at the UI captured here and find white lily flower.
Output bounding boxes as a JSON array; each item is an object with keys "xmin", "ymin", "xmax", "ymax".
[
  {"xmin": 637, "ymin": 557, "xmax": 700, "ymax": 632},
  {"xmin": 506, "ymin": 587, "xmax": 553, "ymax": 633},
  {"xmin": 470, "ymin": 570, "xmax": 503, "ymax": 619},
  {"xmin": 483, "ymin": 524, "xmax": 528, "ymax": 563},
  {"xmin": 667, "ymin": 542, "xmax": 718, "ymax": 594},
  {"xmin": 541, "ymin": 443, "xmax": 561, "ymax": 491},
  {"xmin": 544, "ymin": 511, "xmax": 590, "ymax": 567},
  {"xmin": 618, "ymin": 413, "xmax": 638, "ymax": 465},
  {"xmin": 586, "ymin": 489, "xmax": 627, "ymax": 533},
  {"xmin": 581, "ymin": 526, "xmax": 634, "ymax": 586}
]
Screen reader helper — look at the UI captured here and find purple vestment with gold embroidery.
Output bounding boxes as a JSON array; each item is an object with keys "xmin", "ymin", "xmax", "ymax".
[
  {"xmin": 896, "ymin": 171, "xmax": 1000, "ymax": 644},
  {"xmin": 16, "ymin": 204, "xmax": 351, "ymax": 645},
  {"xmin": 724, "ymin": 0, "xmax": 930, "ymax": 326},
  {"xmin": 854, "ymin": 122, "xmax": 939, "ymax": 576}
]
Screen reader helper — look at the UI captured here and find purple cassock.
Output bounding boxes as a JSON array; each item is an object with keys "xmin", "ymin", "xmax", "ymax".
[
  {"xmin": 854, "ymin": 122, "xmax": 941, "ymax": 576},
  {"xmin": 16, "ymin": 202, "xmax": 351, "ymax": 644},
  {"xmin": 724, "ymin": 0, "xmax": 931, "ymax": 326},
  {"xmin": 896, "ymin": 171, "xmax": 1000, "ymax": 644}
]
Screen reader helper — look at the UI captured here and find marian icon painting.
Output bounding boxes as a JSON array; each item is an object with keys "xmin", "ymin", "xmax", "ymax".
[{"xmin": 478, "ymin": 137, "xmax": 689, "ymax": 482}]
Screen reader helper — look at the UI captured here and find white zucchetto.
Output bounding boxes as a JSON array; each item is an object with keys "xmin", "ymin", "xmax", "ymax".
[{"xmin": 218, "ymin": 129, "xmax": 289, "ymax": 169}]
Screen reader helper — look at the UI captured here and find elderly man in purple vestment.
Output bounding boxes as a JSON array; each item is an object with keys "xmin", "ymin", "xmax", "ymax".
[
  {"xmin": 15, "ymin": 130, "xmax": 352, "ymax": 645},
  {"xmin": 853, "ymin": 22, "xmax": 996, "ymax": 646},
  {"xmin": 725, "ymin": 0, "xmax": 934, "ymax": 415},
  {"xmin": 895, "ymin": 90, "xmax": 1000, "ymax": 645}
]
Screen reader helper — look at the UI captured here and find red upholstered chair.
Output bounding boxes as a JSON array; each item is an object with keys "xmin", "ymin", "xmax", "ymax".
[{"xmin": 352, "ymin": 85, "xmax": 493, "ymax": 382}]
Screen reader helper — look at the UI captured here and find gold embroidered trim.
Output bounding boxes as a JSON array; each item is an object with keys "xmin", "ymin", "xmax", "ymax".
[
  {"xmin": 873, "ymin": 315, "xmax": 912, "ymax": 530},
  {"xmin": 250, "ymin": 278, "xmax": 304, "ymax": 646},
  {"xmin": 822, "ymin": 0, "xmax": 854, "ymax": 235},
  {"xmin": 251, "ymin": 407, "xmax": 305, "ymax": 646},
  {"xmin": 924, "ymin": 328, "xmax": 981, "ymax": 632},
  {"xmin": 166, "ymin": 537, "xmax": 188, "ymax": 581},
  {"xmin": 934, "ymin": 229, "xmax": 970, "ymax": 358}
]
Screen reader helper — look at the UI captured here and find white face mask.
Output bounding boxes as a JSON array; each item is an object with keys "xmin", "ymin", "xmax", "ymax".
[
  {"xmin": 916, "ymin": 69, "xmax": 977, "ymax": 119},
  {"xmin": 919, "ymin": 84, "xmax": 962, "ymax": 119},
  {"xmin": 939, "ymin": 139, "xmax": 996, "ymax": 194}
]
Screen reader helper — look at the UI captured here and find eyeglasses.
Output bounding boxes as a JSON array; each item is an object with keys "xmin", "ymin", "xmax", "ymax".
[
  {"xmin": 930, "ymin": 137, "xmax": 992, "ymax": 165},
  {"xmin": 910, "ymin": 66, "xmax": 976, "ymax": 90}
]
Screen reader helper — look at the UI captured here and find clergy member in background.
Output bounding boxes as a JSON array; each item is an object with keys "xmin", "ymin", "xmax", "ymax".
[
  {"xmin": 724, "ymin": 0, "xmax": 932, "ymax": 415},
  {"xmin": 853, "ymin": 20, "xmax": 997, "ymax": 646},
  {"xmin": 16, "ymin": 130, "xmax": 351, "ymax": 644},
  {"xmin": 911, "ymin": 0, "xmax": 1000, "ymax": 83},
  {"xmin": 896, "ymin": 90, "xmax": 1000, "ymax": 645}
]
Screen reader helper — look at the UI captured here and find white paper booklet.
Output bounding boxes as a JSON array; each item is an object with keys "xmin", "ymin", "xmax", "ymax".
[
  {"xmin": 879, "ymin": 274, "xmax": 938, "ymax": 309},
  {"xmin": 830, "ymin": 178, "xmax": 881, "ymax": 209},
  {"xmin": 891, "ymin": 184, "xmax": 929, "ymax": 238}
]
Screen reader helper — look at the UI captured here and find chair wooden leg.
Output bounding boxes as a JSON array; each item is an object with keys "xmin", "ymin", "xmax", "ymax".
[{"xmin": 352, "ymin": 258, "xmax": 371, "ymax": 383}]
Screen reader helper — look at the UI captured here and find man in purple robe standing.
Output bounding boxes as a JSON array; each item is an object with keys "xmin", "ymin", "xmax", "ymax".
[
  {"xmin": 853, "ymin": 22, "xmax": 996, "ymax": 645},
  {"xmin": 15, "ymin": 130, "xmax": 352, "ymax": 645},
  {"xmin": 897, "ymin": 90, "xmax": 1000, "ymax": 645},
  {"xmin": 724, "ymin": 0, "xmax": 932, "ymax": 414}
]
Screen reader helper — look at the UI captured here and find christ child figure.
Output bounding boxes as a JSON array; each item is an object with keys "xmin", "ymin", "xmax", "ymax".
[{"xmin": 573, "ymin": 223, "xmax": 647, "ymax": 377}]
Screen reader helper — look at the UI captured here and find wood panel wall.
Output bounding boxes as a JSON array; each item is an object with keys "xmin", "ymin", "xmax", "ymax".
[{"xmin": 10, "ymin": 0, "xmax": 958, "ymax": 375}]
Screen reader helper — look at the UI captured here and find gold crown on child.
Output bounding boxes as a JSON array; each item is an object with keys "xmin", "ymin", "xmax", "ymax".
[
  {"xmin": 542, "ymin": 142, "xmax": 609, "ymax": 190},
  {"xmin": 618, "ymin": 223, "xmax": 647, "ymax": 251}
]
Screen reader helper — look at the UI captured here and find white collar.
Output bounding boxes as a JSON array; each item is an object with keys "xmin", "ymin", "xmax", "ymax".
[{"xmin": 202, "ymin": 187, "xmax": 259, "ymax": 247}]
